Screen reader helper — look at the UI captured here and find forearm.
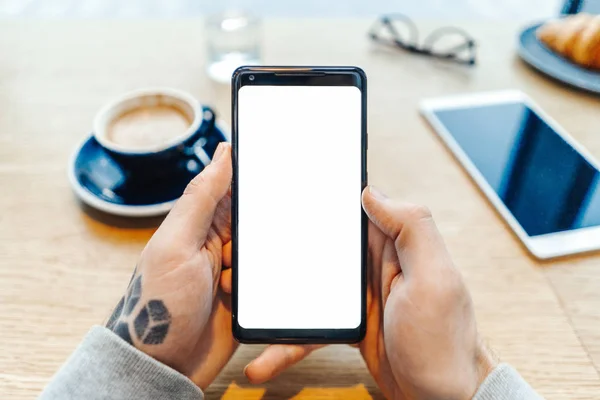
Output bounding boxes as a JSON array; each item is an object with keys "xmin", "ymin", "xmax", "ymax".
[
  {"xmin": 39, "ymin": 328, "xmax": 543, "ymax": 400},
  {"xmin": 39, "ymin": 326, "xmax": 203, "ymax": 400}
]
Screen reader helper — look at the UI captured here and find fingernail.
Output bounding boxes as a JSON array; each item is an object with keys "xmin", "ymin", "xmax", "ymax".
[
  {"xmin": 243, "ymin": 363, "xmax": 253, "ymax": 380},
  {"xmin": 212, "ymin": 143, "xmax": 225, "ymax": 162},
  {"xmin": 369, "ymin": 185, "xmax": 387, "ymax": 200}
]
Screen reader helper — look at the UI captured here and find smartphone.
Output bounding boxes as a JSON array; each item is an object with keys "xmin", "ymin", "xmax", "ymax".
[
  {"xmin": 231, "ymin": 66, "xmax": 367, "ymax": 343},
  {"xmin": 421, "ymin": 90, "xmax": 600, "ymax": 259}
]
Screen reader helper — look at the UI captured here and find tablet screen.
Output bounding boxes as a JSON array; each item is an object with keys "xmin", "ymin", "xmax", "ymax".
[{"xmin": 433, "ymin": 101, "xmax": 600, "ymax": 237}]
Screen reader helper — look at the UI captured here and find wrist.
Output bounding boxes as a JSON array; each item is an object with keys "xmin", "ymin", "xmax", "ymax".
[{"xmin": 471, "ymin": 341, "xmax": 498, "ymax": 398}]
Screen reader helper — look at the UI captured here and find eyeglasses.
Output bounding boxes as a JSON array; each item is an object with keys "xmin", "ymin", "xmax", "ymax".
[{"xmin": 368, "ymin": 14, "xmax": 477, "ymax": 66}]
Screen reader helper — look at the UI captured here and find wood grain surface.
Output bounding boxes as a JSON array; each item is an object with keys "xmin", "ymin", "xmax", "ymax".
[{"xmin": 1, "ymin": 18, "xmax": 599, "ymax": 399}]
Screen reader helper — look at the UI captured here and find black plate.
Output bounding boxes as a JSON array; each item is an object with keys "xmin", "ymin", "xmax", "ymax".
[{"xmin": 518, "ymin": 21, "xmax": 600, "ymax": 94}]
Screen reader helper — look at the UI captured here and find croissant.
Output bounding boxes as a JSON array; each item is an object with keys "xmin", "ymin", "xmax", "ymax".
[{"xmin": 537, "ymin": 13, "xmax": 600, "ymax": 70}]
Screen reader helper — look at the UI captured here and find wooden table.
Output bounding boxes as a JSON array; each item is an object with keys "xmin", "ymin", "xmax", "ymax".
[{"xmin": 1, "ymin": 18, "xmax": 600, "ymax": 399}]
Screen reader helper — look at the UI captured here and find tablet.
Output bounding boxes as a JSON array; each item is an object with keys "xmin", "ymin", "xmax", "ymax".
[{"xmin": 421, "ymin": 90, "xmax": 600, "ymax": 259}]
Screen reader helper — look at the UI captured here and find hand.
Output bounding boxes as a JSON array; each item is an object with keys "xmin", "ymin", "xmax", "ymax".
[
  {"xmin": 241, "ymin": 186, "xmax": 496, "ymax": 400},
  {"xmin": 359, "ymin": 186, "xmax": 496, "ymax": 399},
  {"xmin": 105, "ymin": 143, "xmax": 237, "ymax": 390}
]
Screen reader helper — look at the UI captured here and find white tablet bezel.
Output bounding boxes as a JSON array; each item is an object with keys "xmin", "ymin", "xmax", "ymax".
[{"xmin": 420, "ymin": 89, "xmax": 600, "ymax": 259}]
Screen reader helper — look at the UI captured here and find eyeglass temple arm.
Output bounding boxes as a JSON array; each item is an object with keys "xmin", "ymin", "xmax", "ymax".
[{"xmin": 381, "ymin": 14, "xmax": 420, "ymax": 45}]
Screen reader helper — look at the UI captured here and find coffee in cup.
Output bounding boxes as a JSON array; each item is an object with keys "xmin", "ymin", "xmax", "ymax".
[{"xmin": 106, "ymin": 104, "xmax": 193, "ymax": 150}]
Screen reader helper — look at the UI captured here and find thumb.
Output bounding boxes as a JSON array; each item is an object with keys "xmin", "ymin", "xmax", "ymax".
[
  {"xmin": 361, "ymin": 186, "xmax": 450, "ymax": 279},
  {"xmin": 244, "ymin": 344, "xmax": 325, "ymax": 384},
  {"xmin": 160, "ymin": 142, "xmax": 232, "ymax": 245}
]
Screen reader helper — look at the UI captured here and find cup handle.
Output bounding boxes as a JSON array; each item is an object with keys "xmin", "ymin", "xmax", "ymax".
[
  {"xmin": 200, "ymin": 107, "xmax": 217, "ymax": 134},
  {"xmin": 183, "ymin": 107, "xmax": 219, "ymax": 167},
  {"xmin": 190, "ymin": 137, "xmax": 213, "ymax": 167}
]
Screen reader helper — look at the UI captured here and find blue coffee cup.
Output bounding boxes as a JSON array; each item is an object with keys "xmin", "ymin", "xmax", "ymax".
[{"xmin": 93, "ymin": 88, "xmax": 220, "ymax": 166}]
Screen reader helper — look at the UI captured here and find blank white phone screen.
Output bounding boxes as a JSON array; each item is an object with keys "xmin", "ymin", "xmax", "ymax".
[{"xmin": 237, "ymin": 85, "xmax": 362, "ymax": 330}]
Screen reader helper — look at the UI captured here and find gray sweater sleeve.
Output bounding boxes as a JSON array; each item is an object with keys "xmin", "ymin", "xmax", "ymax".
[
  {"xmin": 39, "ymin": 326, "xmax": 203, "ymax": 400},
  {"xmin": 39, "ymin": 326, "xmax": 542, "ymax": 400},
  {"xmin": 474, "ymin": 363, "xmax": 544, "ymax": 400}
]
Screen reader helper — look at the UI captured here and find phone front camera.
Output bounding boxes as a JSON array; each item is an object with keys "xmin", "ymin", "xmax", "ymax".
[{"xmin": 249, "ymin": 75, "xmax": 255, "ymax": 81}]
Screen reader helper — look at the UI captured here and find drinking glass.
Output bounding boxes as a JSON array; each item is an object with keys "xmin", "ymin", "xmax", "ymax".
[{"xmin": 205, "ymin": 11, "xmax": 262, "ymax": 84}]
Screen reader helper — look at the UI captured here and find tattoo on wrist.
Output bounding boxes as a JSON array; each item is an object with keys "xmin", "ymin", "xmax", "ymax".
[
  {"xmin": 124, "ymin": 275, "xmax": 142, "ymax": 316},
  {"xmin": 134, "ymin": 299, "xmax": 171, "ymax": 344},
  {"xmin": 106, "ymin": 268, "xmax": 172, "ymax": 346},
  {"xmin": 106, "ymin": 297, "xmax": 124, "ymax": 331}
]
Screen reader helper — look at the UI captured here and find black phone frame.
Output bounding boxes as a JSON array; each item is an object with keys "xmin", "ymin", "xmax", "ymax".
[{"xmin": 230, "ymin": 66, "xmax": 368, "ymax": 344}]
